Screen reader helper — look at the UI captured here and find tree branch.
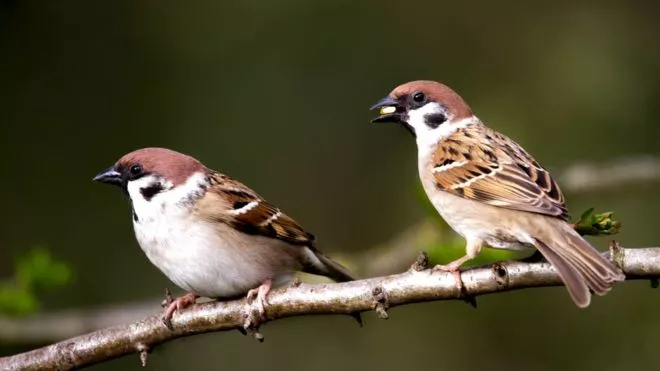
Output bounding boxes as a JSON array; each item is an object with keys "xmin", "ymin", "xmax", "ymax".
[
  {"xmin": 0, "ymin": 301, "xmax": 158, "ymax": 345},
  {"xmin": 1, "ymin": 156, "xmax": 654, "ymax": 346},
  {"xmin": 2, "ymin": 244, "xmax": 659, "ymax": 371},
  {"xmin": 559, "ymin": 155, "xmax": 660, "ymax": 193}
]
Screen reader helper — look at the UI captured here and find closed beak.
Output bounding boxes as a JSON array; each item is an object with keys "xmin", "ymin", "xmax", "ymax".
[{"xmin": 93, "ymin": 166, "xmax": 122, "ymax": 185}]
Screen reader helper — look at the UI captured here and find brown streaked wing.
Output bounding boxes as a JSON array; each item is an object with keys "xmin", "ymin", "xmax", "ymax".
[
  {"xmin": 432, "ymin": 127, "xmax": 568, "ymax": 219},
  {"xmin": 197, "ymin": 172, "xmax": 315, "ymax": 246}
]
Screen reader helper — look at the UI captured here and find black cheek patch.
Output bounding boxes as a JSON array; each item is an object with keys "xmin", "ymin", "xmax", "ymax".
[
  {"xmin": 140, "ymin": 184, "xmax": 165, "ymax": 201},
  {"xmin": 424, "ymin": 113, "xmax": 447, "ymax": 128}
]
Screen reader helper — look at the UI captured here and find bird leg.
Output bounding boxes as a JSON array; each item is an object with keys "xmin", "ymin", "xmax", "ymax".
[
  {"xmin": 433, "ymin": 257, "xmax": 470, "ymax": 295},
  {"xmin": 161, "ymin": 292, "xmax": 199, "ymax": 329},
  {"xmin": 433, "ymin": 254, "xmax": 474, "ymax": 273},
  {"xmin": 432, "ymin": 239, "xmax": 483, "ymax": 296},
  {"xmin": 243, "ymin": 279, "xmax": 272, "ymax": 333}
]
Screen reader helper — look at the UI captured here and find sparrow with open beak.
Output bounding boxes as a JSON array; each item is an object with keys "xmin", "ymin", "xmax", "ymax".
[
  {"xmin": 94, "ymin": 147, "xmax": 358, "ymax": 328},
  {"xmin": 370, "ymin": 80, "xmax": 625, "ymax": 307}
]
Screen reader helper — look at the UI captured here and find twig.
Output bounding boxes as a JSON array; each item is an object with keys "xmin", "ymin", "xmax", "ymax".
[{"xmin": 1, "ymin": 245, "xmax": 659, "ymax": 371}]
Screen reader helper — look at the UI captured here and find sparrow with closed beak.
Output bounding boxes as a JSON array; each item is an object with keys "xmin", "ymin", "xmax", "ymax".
[
  {"xmin": 370, "ymin": 80, "xmax": 625, "ymax": 307},
  {"xmin": 94, "ymin": 147, "xmax": 358, "ymax": 328}
]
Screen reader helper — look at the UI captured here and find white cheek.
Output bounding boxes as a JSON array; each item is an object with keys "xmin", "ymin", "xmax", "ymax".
[
  {"xmin": 126, "ymin": 175, "xmax": 163, "ymax": 197},
  {"xmin": 126, "ymin": 175, "xmax": 168, "ymax": 215},
  {"xmin": 127, "ymin": 173, "xmax": 208, "ymax": 220},
  {"xmin": 407, "ymin": 103, "xmax": 477, "ymax": 159}
]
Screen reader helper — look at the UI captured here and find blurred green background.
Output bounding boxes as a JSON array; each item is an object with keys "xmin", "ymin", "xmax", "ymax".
[{"xmin": 1, "ymin": 0, "xmax": 660, "ymax": 370}]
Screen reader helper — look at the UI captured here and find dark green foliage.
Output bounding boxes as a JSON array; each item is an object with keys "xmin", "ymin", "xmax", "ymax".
[{"xmin": 0, "ymin": 248, "xmax": 72, "ymax": 316}]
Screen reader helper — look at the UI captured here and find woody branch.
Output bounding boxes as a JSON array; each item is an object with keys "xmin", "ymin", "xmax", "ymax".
[{"xmin": 1, "ymin": 243, "xmax": 659, "ymax": 371}]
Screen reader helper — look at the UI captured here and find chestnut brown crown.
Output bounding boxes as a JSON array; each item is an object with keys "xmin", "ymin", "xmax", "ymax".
[
  {"xmin": 370, "ymin": 80, "xmax": 474, "ymax": 128},
  {"xmin": 93, "ymin": 147, "xmax": 207, "ymax": 187},
  {"xmin": 389, "ymin": 80, "xmax": 473, "ymax": 120}
]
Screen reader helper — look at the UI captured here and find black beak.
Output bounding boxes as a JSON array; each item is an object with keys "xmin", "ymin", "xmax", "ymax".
[
  {"xmin": 370, "ymin": 96, "xmax": 404, "ymax": 123},
  {"xmin": 93, "ymin": 166, "xmax": 122, "ymax": 186}
]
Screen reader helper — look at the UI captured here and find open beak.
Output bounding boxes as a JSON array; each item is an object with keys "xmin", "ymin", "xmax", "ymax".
[
  {"xmin": 93, "ymin": 166, "xmax": 122, "ymax": 186},
  {"xmin": 370, "ymin": 96, "xmax": 404, "ymax": 123}
]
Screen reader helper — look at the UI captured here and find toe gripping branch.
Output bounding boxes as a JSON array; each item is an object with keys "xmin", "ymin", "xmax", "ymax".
[
  {"xmin": 412, "ymin": 251, "xmax": 478, "ymax": 308},
  {"xmin": 242, "ymin": 279, "xmax": 273, "ymax": 342}
]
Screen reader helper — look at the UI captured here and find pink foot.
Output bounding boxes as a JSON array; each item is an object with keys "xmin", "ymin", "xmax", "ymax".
[
  {"xmin": 162, "ymin": 292, "xmax": 199, "ymax": 329},
  {"xmin": 432, "ymin": 263, "xmax": 477, "ymax": 307},
  {"xmin": 433, "ymin": 263, "xmax": 464, "ymax": 293},
  {"xmin": 244, "ymin": 279, "xmax": 272, "ymax": 332}
]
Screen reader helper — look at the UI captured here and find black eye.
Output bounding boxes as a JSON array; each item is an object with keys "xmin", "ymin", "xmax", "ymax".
[
  {"xmin": 130, "ymin": 165, "xmax": 142, "ymax": 175},
  {"xmin": 412, "ymin": 92, "xmax": 425, "ymax": 103}
]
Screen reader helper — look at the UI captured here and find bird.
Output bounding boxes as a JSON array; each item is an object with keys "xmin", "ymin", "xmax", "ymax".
[
  {"xmin": 370, "ymin": 80, "xmax": 625, "ymax": 307},
  {"xmin": 93, "ymin": 147, "xmax": 358, "ymax": 328}
]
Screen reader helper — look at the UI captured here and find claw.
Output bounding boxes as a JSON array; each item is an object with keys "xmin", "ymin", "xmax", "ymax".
[
  {"xmin": 433, "ymin": 264, "xmax": 464, "ymax": 292},
  {"xmin": 160, "ymin": 288, "xmax": 174, "ymax": 308},
  {"xmin": 243, "ymin": 279, "xmax": 272, "ymax": 340},
  {"xmin": 161, "ymin": 292, "xmax": 199, "ymax": 329},
  {"xmin": 432, "ymin": 264, "xmax": 477, "ymax": 308}
]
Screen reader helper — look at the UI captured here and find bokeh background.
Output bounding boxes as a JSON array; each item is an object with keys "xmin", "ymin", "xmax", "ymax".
[{"xmin": 2, "ymin": 1, "xmax": 660, "ymax": 370}]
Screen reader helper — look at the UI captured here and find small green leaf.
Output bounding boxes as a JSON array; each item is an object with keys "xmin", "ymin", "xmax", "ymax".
[
  {"xmin": 579, "ymin": 207, "xmax": 595, "ymax": 222},
  {"xmin": 0, "ymin": 283, "xmax": 39, "ymax": 316},
  {"xmin": 15, "ymin": 247, "xmax": 72, "ymax": 291},
  {"xmin": 573, "ymin": 208, "xmax": 622, "ymax": 236},
  {"xmin": 1, "ymin": 247, "xmax": 73, "ymax": 316}
]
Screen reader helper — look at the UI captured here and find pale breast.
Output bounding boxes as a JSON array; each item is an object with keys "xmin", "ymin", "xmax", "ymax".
[
  {"xmin": 128, "ymin": 174, "xmax": 302, "ymax": 298},
  {"xmin": 132, "ymin": 209, "xmax": 303, "ymax": 297},
  {"xmin": 418, "ymin": 159, "xmax": 532, "ymax": 251}
]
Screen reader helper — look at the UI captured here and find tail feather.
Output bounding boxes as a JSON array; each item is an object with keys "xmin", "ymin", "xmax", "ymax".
[
  {"xmin": 531, "ymin": 217, "xmax": 625, "ymax": 306},
  {"xmin": 301, "ymin": 247, "xmax": 363, "ymax": 326},
  {"xmin": 532, "ymin": 238, "xmax": 591, "ymax": 307},
  {"xmin": 563, "ymin": 231, "xmax": 624, "ymax": 294},
  {"xmin": 302, "ymin": 247, "xmax": 358, "ymax": 283}
]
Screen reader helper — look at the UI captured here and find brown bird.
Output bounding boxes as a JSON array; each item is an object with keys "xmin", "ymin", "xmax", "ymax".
[
  {"xmin": 94, "ymin": 147, "xmax": 357, "ymax": 327},
  {"xmin": 370, "ymin": 80, "xmax": 625, "ymax": 307}
]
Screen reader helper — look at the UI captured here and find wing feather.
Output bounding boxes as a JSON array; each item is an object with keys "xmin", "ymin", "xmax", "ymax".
[
  {"xmin": 433, "ymin": 125, "xmax": 568, "ymax": 219},
  {"xmin": 195, "ymin": 173, "xmax": 315, "ymax": 246}
]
